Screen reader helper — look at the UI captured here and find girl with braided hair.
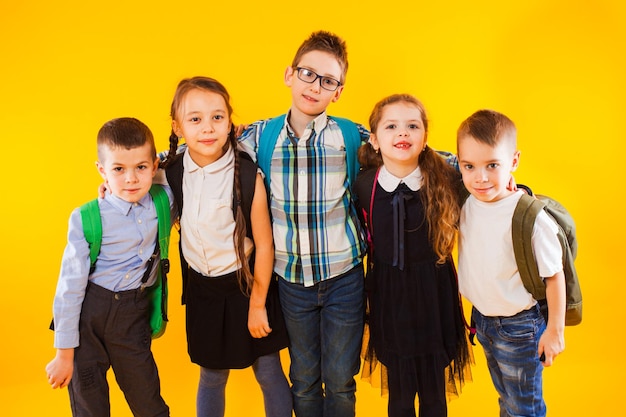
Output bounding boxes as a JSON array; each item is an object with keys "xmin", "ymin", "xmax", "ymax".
[{"xmin": 161, "ymin": 76, "xmax": 291, "ymax": 417}]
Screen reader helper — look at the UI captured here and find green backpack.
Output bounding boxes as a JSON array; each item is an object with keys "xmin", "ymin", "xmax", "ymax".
[
  {"xmin": 512, "ymin": 188, "xmax": 582, "ymax": 326},
  {"xmin": 80, "ymin": 184, "xmax": 172, "ymax": 338}
]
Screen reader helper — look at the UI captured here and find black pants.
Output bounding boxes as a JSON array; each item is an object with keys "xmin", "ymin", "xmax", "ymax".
[
  {"xmin": 68, "ymin": 283, "xmax": 169, "ymax": 417},
  {"xmin": 387, "ymin": 360, "xmax": 447, "ymax": 417}
]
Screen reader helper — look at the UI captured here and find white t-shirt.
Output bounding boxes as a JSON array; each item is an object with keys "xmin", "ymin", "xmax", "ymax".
[
  {"xmin": 180, "ymin": 147, "xmax": 254, "ymax": 277},
  {"xmin": 458, "ymin": 191, "xmax": 563, "ymax": 317}
]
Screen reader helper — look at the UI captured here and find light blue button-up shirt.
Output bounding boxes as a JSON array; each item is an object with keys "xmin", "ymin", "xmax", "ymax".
[{"xmin": 52, "ymin": 189, "xmax": 173, "ymax": 348}]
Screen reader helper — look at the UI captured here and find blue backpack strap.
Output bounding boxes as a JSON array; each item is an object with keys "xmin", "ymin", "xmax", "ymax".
[
  {"xmin": 257, "ymin": 114, "xmax": 286, "ymax": 190},
  {"xmin": 258, "ymin": 115, "xmax": 362, "ymax": 190},
  {"xmin": 79, "ymin": 199, "xmax": 102, "ymax": 267},
  {"xmin": 329, "ymin": 116, "xmax": 361, "ymax": 188}
]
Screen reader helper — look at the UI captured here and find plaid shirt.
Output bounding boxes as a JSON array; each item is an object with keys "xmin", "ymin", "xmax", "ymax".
[{"xmin": 239, "ymin": 111, "xmax": 369, "ymax": 287}]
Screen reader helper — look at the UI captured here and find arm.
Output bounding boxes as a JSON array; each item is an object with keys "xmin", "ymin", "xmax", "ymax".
[
  {"xmin": 247, "ymin": 174, "xmax": 274, "ymax": 338},
  {"xmin": 538, "ymin": 270, "xmax": 566, "ymax": 366},
  {"xmin": 46, "ymin": 209, "xmax": 91, "ymax": 388},
  {"xmin": 45, "ymin": 348, "xmax": 74, "ymax": 389}
]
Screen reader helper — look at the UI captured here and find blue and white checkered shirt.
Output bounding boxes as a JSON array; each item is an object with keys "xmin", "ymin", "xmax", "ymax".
[{"xmin": 239, "ymin": 111, "xmax": 369, "ymax": 287}]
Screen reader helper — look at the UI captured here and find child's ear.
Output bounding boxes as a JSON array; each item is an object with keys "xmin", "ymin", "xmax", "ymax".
[
  {"xmin": 331, "ymin": 85, "xmax": 344, "ymax": 102},
  {"xmin": 172, "ymin": 120, "xmax": 183, "ymax": 138},
  {"xmin": 96, "ymin": 161, "xmax": 107, "ymax": 180},
  {"xmin": 511, "ymin": 150, "xmax": 521, "ymax": 172},
  {"xmin": 369, "ymin": 133, "xmax": 379, "ymax": 151},
  {"xmin": 152, "ymin": 158, "xmax": 159, "ymax": 176},
  {"xmin": 284, "ymin": 66, "xmax": 295, "ymax": 87}
]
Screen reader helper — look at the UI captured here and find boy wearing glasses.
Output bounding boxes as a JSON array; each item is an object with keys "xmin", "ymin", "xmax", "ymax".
[{"xmin": 239, "ymin": 31, "xmax": 369, "ymax": 417}]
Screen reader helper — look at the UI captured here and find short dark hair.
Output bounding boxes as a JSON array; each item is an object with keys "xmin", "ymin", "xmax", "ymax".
[
  {"xmin": 292, "ymin": 30, "xmax": 348, "ymax": 83},
  {"xmin": 457, "ymin": 109, "xmax": 517, "ymax": 148},
  {"xmin": 97, "ymin": 117, "xmax": 156, "ymax": 162}
]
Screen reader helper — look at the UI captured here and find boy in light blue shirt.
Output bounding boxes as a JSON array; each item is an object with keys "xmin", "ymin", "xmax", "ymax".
[{"xmin": 46, "ymin": 117, "xmax": 173, "ymax": 417}]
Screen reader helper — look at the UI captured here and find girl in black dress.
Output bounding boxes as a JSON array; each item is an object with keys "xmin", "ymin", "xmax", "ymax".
[{"xmin": 355, "ymin": 94, "xmax": 472, "ymax": 417}]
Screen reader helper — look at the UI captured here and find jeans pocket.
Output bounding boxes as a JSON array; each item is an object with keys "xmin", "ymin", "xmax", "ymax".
[{"xmin": 496, "ymin": 317, "xmax": 536, "ymax": 342}]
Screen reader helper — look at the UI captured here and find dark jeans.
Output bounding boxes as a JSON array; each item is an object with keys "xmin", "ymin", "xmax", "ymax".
[
  {"xmin": 278, "ymin": 265, "xmax": 365, "ymax": 417},
  {"xmin": 68, "ymin": 283, "xmax": 169, "ymax": 417}
]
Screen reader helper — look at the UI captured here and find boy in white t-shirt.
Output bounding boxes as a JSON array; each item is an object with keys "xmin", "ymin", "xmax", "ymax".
[{"xmin": 456, "ymin": 109, "xmax": 566, "ymax": 417}]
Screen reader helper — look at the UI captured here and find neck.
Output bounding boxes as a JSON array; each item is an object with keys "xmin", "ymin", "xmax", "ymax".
[{"xmin": 288, "ymin": 107, "xmax": 321, "ymax": 138}]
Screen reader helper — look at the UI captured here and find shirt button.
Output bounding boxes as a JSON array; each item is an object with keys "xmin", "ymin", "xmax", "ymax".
[
  {"xmin": 299, "ymin": 170, "xmax": 306, "ymax": 176},
  {"xmin": 139, "ymin": 249, "xmax": 143, "ymax": 255},
  {"xmin": 138, "ymin": 219, "xmax": 142, "ymax": 224},
  {"xmin": 114, "ymin": 294, "xmax": 120, "ymax": 300},
  {"xmin": 125, "ymin": 273, "xmax": 130, "ymax": 279}
]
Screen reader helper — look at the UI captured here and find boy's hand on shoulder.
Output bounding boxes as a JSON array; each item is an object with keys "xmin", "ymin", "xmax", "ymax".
[
  {"xmin": 45, "ymin": 348, "xmax": 74, "ymax": 389},
  {"xmin": 538, "ymin": 326, "xmax": 565, "ymax": 367}
]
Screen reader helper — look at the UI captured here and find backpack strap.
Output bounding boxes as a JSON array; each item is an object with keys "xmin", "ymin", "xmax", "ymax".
[
  {"xmin": 149, "ymin": 184, "xmax": 171, "ymax": 260},
  {"xmin": 234, "ymin": 151, "xmax": 257, "ymax": 239},
  {"xmin": 257, "ymin": 114, "xmax": 362, "ymax": 190},
  {"xmin": 329, "ymin": 116, "xmax": 362, "ymax": 188},
  {"xmin": 257, "ymin": 115, "xmax": 286, "ymax": 190},
  {"xmin": 512, "ymin": 193, "xmax": 547, "ymax": 300},
  {"xmin": 79, "ymin": 199, "xmax": 102, "ymax": 268}
]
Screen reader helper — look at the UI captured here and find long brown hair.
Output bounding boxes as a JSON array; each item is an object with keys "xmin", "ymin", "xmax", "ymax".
[
  {"xmin": 362, "ymin": 94, "xmax": 461, "ymax": 264},
  {"xmin": 164, "ymin": 76, "xmax": 253, "ymax": 295}
]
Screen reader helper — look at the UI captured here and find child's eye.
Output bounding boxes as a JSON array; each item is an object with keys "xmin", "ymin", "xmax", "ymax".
[
  {"xmin": 137, "ymin": 165, "xmax": 147, "ymax": 170},
  {"xmin": 113, "ymin": 167, "xmax": 124, "ymax": 173},
  {"xmin": 190, "ymin": 117, "xmax": 200, "ymax": 123},
  {"xmin": 213, "ymin": 115, "xmax": 224, "ymax": 121},
  {"xmin": 462, "ymin": 164, "xmax": 473, "ymax": 170},
  {"xmin": 488, "ymin": 163, "xmax": 498, "ymax": 169},
  {"xmin": 385, "ymin": 124, "xmax": 396, "ymax": 130}
]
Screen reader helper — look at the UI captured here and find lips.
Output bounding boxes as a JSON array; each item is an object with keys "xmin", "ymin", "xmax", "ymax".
[{"xmin": 394, "ymin": 141, "xmax": 411, "ymax": 149}]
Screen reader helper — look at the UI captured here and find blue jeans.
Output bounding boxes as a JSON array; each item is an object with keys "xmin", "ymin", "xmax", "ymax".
[
  {"xmin": 196, "ymin": 352, "xmax": 292, "ymax": 417},
  {"xmin": 278, "ymin": 266, "xmax": 365, "ymax": 417},
  {"xmin": 472, "ymin": 305, "xmax": 547, "ymax": 417}
]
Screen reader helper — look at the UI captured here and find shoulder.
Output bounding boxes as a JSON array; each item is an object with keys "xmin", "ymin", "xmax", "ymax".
[
  {"xmin": 328, "ymin": 116, "xmax": 370, "ymax": 142},
  {"xmin": 354, "ymin": 168, "xmax": 378, "ymax": 200}
]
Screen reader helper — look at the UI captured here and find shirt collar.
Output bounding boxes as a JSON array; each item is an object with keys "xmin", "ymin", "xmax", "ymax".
[
  {"xmin": 377, "ymin": 165, "xmax": 423, "ymax": 192},
  {"xmin": 285, "ymin": 110, "xmax": 329, "ymax": 137},
  {"xmin": 103, "ymin": 190, "xmax": 152, "ymax": 216}
]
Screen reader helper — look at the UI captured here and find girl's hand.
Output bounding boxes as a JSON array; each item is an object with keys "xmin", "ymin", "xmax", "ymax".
[
  {"xmin": 248, "ymin": 305, "xmax": 272, "ymax": 338},
  {"xmin": 45, "ymin": 348, "xmax": 74, "ymax": 389},
  {"xmin": 98, "ymin": 181, "xmax": 110, "ymax": 198}
]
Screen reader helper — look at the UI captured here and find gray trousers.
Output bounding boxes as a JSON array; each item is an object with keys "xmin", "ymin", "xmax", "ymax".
[{"xmin": 68, "ymin": 282, "xmax": 169, "ymax": 417}]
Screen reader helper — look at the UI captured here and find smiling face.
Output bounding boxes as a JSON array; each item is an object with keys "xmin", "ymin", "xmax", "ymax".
[
  {"xmin": 97, "ymin": 142, "xmax": 158, "ymax": 203},
  {"xmin": 172, "ymin": 88, "xmax": 231, "ymax": 167},
  {"xmin": 369, "ymin": 101, "xmax": 427, "ymax": 176},
  {"xmin": 285, "ymin": 50, "xmax": 344, "ymax": 121},
  {"xmin": 457, "ymin": 134, "xmax": 520, "ymax": 202}
]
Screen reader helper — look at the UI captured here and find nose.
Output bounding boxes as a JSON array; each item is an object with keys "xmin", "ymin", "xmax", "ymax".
[
  {"xmin": 309, "ymin": 76, "xmax": 322, "ymax": 93},
  {"xmin": 475, "ymin": 169, "xmax": 489, "ymax": 182},
  {"xmin": 201, "ymin": 120, "xmax": 215, "ymax": 133},
  {"xmin": 125, "ymin": 170, "xmax": 139, "ymax": 183}
]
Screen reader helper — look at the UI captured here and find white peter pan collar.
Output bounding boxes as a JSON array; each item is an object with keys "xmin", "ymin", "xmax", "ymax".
[{"xmin": 377, "ymin": 165, "xmax": 423, "ymax": 192}]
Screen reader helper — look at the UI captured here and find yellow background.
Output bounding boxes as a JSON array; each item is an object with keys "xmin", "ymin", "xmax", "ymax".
[{"xmin": 1, "ymin": 0, "xmax": 624, "ymax": 415}]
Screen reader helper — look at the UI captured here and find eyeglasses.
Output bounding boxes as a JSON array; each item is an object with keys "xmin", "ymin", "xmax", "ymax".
[{"xmin": 295, "ymin": 67, "xmax": 342, "ymax": 91}]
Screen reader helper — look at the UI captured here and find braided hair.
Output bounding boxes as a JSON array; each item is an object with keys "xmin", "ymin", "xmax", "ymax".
[{"xmin": 165, "ymin": 76, "xmax": 253, "ymax": 295}]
